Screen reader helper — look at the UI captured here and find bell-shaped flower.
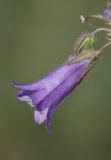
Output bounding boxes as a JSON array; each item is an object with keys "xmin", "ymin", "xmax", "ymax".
[{"xmin": 12, "ymin": 58, "xmax": 90, "ymax": 132}]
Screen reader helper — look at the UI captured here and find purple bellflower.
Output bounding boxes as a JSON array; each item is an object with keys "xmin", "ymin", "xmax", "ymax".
[
  {"xmin": 12, "ymin": 58, "xmax": 91, "ymax": 131},
  {"xmin": 12, "ymin": 31, "xmax": 96, "ymax": 132}
]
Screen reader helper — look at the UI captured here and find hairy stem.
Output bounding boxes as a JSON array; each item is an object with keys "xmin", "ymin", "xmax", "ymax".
[
  {"xmin": 92, "ymin": 28, "xmax": 111, "ymax": 35},
  {"xmin": 97, "ymin": 41, "xmax": 111, "ymax": 55}
]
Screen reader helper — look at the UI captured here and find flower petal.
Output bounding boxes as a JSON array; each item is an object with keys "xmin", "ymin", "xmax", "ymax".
[
  {"xmin": 16, "ymin": 90, "xmax": 36, "ymax": 101},
  {"xmin": 11, "ymin": 80, "xmax": 44, "ymax": 90},
  {"xmin": 12, "ymin": 60, "xmax": 87, "ymax": 92},
  {"xmin": 37, "ymin": 60, "xmax": 89, "ymax": 112},
  {"xmin": 34, "ymin": 108, "xmax": 48, "ymax": 125},
  {"xmin": 46, "ymin": 106, "xmax": 54, "ymax": 132}
]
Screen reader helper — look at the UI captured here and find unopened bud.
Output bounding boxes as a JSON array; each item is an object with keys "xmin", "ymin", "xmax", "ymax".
[{"xmin": 74, "ymin": 33, "xmax": 95, "ymax": 55}]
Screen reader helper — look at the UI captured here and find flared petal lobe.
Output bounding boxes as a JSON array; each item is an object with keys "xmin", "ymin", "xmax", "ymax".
[{"xmin": 34, "ymin": 108, "xmax": 48, "ymax": 124}]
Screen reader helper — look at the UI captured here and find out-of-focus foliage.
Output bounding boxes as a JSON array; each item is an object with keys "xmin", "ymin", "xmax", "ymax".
[{"xmin": 0, "ymin": 0, "xmax": 111, "ymax": 160}]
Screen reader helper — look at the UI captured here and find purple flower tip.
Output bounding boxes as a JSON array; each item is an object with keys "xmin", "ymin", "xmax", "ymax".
[{"xmin": 12, "ymin": 59, "xmax": 90, "ymax": 132}]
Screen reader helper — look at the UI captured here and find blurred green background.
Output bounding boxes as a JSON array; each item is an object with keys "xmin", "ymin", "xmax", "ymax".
[{"xmin": 0, "ymin": 0, "xmax": 111, "ymax": 160}]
